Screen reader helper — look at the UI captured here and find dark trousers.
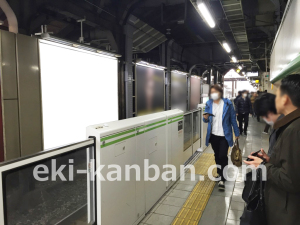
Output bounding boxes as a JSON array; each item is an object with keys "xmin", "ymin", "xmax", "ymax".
[
  {"xmin": 238, "ymin": 113, "xmax": 249, "ymax": 134},
  {"xmin": 210, "ymin": 134, "xmax": 229, "ymax": 181},
  {"xmin": 264, "ymin": 124, "xmax": 271, "ymax": 133}
]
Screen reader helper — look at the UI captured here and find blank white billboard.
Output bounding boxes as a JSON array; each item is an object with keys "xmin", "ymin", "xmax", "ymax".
[{"xmin": 39, "ymin": 40, "xmax": 118, "ymax": 149}]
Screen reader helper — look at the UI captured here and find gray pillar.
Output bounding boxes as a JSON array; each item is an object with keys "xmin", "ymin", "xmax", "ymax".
[
  {"xmin": 166, "ymin": 40, "xmax": 174, "ymax": 110},
  {"xmin": 124, "ymin": 23, "xmax": 134, "ymax": 118},
  {"xmin": 16, "ymin": 34, "xmax": 43, "ymax": 156},
  {"xmin": 0, "ymin": 31, "xmax": 43, "ymax": 160}
]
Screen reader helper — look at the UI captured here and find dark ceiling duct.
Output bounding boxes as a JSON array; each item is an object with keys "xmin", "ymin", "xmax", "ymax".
[
  {"xmin": 219, "ymin": 0, "xmax": 250, "ymax": 60},
  {"xmin": 129, "ymin": 15, "xmax": 167, "ymax": 53}
]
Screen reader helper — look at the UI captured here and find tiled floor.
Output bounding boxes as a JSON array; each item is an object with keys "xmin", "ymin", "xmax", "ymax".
[{"xmin": 139, "ymin": 117, "xmax": 269, "ymax": 225}]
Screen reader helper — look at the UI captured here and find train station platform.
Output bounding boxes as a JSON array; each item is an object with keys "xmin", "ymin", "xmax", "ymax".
[{"xmin": 138, "ymin": 117, "xmax": 270, "ymax": 225}]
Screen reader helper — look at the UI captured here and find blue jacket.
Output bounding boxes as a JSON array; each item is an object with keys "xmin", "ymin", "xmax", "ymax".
[{"xmin": 203, "ymin": 98, "xmax": 240, "ymax": 147}]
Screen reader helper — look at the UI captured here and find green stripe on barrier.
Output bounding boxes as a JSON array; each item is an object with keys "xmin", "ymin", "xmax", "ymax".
[
  {"xmin": 136, "ymin": 126, "xmax": 146, "ymax": 131},
  {"xmin": 168, "ymin": 118, "xmax": 183, "ymax": 124},
  {"xmin": 146, "ymin": 119, "xmax": 166, "ymax": 127},
  {"xmin": 101, "ymin": 122, "xmax": 167, "ymax": 148},
  {"xmin": 271, "ymin": 54, "xmax": 300, "ymax": 83},
  {"xmin": 168, "ymin": 115, "xmax": 183, "ymax": 120},
  {"xmin": 145, "ymin": 123, "xmax": 166, "ymax": 133},
  {"xmin": 101, "ymin": 134, "xmax": 136, "ymax": 148},
  {"xmin": 100, "ymin": 129, "xmax": 136, "ymax": 142},
  {"xmin": 136, "ymin": 119, "xmax": 166, "ymax": 131},
  {"xmin": 136, "ymin": 131, "xmax": 144, "ymax": 136}
]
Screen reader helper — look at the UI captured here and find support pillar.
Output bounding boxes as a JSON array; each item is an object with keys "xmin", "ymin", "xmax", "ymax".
[{"xmin": 124, "ymin": 23, "xmax": 134, "ymax": 118}]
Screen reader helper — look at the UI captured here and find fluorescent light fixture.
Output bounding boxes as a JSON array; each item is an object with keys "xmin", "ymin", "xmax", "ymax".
[
  {"xmin": 232, "ymin": 56, "xmax": 237, "ymax": 63},
  {"xmin": 192, "ymin": 75, "xmax": 200, "ymax": 79},
  {"xmin": 136, "ymin": 62, "xmax": 166, "ymax": 70},
  {"xmin": 238, "ymin": 65, "xmax": 242, "ymax": 70},
  {"xmin": 222, "ymin": 42, "xmax": 231, "ymax": 53},
  {"xmin": 198, "ymin": 3, "xmax": 216, "ymax": 28},
  {"xmin": 172, "ymin": 70, "xmax": 188, "ymax": 75},
  {"xmin": 40, "ymin": 37, "xmax": 122, "ymax": 58}
]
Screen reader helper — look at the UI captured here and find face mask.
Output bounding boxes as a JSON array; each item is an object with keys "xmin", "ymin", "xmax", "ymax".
[
  {"xmin": 211, "ymin": 93, "xmax": 220, "ymax": 100},
  {"xmin": 243, "ymin": 94, "xmax": 247, "ymax": 98},
  {"xmin": 263, "ymin": 118, "xmax": 274, "ymax": 126}
]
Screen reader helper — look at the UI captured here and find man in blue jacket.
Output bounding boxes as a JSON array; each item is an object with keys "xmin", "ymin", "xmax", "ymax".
[{"xmin": 203, "ymin": 85, "xmax": 240, "ymax": 189}]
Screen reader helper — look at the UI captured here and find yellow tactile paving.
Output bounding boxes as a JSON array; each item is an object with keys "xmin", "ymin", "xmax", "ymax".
[
  {"xmin": 172, "ymin": 153, "xmax": 217, "ymax": 225},
  {"xmin": 188, "ymin": 153, "xmax": 218, "ymax": 176}
]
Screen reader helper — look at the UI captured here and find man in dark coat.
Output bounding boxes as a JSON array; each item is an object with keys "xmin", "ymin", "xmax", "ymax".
[
  {"xmin": 234, "ymin": 91, "xmax": 242, "ymax": 106},
  {"xmin": 245, "ymin": 74, "xmax": 300, "ymax": 225},
  {"xmin": 236, "ymin": 90, "xmax": 252, "ymax": 135}
]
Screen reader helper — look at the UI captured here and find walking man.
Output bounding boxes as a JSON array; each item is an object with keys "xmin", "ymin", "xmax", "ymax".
[{"xmin": 236, "ymin": 90, "xmax": 252, "ymax": 135}]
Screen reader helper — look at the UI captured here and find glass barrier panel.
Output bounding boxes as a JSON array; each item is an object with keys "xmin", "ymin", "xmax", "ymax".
[
  {"xmin": 184, "ymin": 114, "xmax": 192, "ymax": 151},
  {"xmin": 193, "ymin": 111, "xmax": 200, "ymax": 143},
  {"xmin": 2, "ymin": 145, "xmax": 95, "ymax": 225}
]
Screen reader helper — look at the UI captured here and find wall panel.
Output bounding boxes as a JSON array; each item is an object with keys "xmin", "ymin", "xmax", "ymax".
[{"xmin": 16, "ymin": 34, "xmax": 43, "ymax": 156}]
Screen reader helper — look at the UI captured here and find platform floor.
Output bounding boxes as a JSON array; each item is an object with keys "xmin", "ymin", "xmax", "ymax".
[{"xmin": 138, "ymin": 117, "xmax": 269, "ymax": 225}]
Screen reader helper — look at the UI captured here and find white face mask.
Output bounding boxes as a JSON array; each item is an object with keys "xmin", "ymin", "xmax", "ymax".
[
  {"xmin": 243, "ymin": 93, "xmax": 247, "ymax": 98},
  {"xmin": 263, "ymin": 118, "xmax": 274, "ymax": 126},
  {"xmin": 211, "ymin": 93, "xmax": 220, "ymax": 100}
]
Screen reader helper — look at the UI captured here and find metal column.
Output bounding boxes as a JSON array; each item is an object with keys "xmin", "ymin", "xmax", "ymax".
[
  {"xmin": 124, "ymin": 23, "xmax": 134, "ymax": 118},
  {"xmin": 166, "ymin": 40, "xmax": 174, "ymax": 110}
]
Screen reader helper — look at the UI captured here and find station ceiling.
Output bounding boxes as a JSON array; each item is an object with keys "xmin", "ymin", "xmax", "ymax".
[{"xmin": 0, "ymin": 0, "xmax": 287, "ymax": 74}]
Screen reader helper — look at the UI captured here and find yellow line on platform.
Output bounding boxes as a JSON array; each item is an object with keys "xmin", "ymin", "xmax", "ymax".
[{"xmin": 172, "ymin": 153, "xmax": 217, "ymax": 225}]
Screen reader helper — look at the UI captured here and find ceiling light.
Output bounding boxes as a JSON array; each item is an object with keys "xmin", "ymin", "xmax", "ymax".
[
  {"xmin": 238, "ymin": 65, "xmax": 242, "ymax": 70},
  {"xmin": 232, "ymin": 56, "xmax": 237, "ymax": 63},
  {"xmin": 242, "ymin": 71, "xmax": 245, "ymax": 75},
  {"xmin": 222, "ymin": 42, "xmax": 231, "ymax": 53},
  {"xmin": 198, "ymin": 3, "xmax": 216, "ymax": 28}
]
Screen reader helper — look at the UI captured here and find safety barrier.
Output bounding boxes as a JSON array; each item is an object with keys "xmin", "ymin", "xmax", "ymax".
[
  {"xmin": 184, "ymin": 109, "xmax": 201, "ymax": 155},
  {"xmin": 0, "ymin": 139, "xmax": 96, "ymax": 225},
  {"xmin": 0, "ymin": 109, "xmax": 204, "ymax": 225}
]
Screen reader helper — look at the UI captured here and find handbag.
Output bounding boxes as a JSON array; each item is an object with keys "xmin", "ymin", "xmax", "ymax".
[
  {"xmin": 231, "ymin": 139, "xmax": 242, "ymax": 167},
  {"xmin": 240, "ymin": 168, "xmax": 267, "ymax": 225}
]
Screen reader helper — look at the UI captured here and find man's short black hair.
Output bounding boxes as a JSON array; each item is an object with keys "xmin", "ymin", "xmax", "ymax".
[
  {"xmin": 280, "ymin": 74, "xmax": 300, "ymax": 107},
  {"xmin": 253, "ymin": 93, "xmax": 277, "ymax": 117},
  {"xmin": 238, "ymin": 91, "xmax": 242, "ymax": 95}
]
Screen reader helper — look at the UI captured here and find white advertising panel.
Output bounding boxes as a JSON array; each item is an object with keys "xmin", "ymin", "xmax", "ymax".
[{"xmin": 39, "ymin": 40, "xmax": 118, "ymax": 149}]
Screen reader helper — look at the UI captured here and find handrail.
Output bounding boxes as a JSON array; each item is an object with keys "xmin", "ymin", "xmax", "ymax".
[{"xmin": 0, "ymin": 138, "xmax": 94, "ymax": 167}]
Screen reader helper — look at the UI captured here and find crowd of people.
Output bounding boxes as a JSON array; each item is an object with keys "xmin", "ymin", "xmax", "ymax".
[{"xmin": 203, "ymin": 74, "xmax": 300, "ymax": 225}]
